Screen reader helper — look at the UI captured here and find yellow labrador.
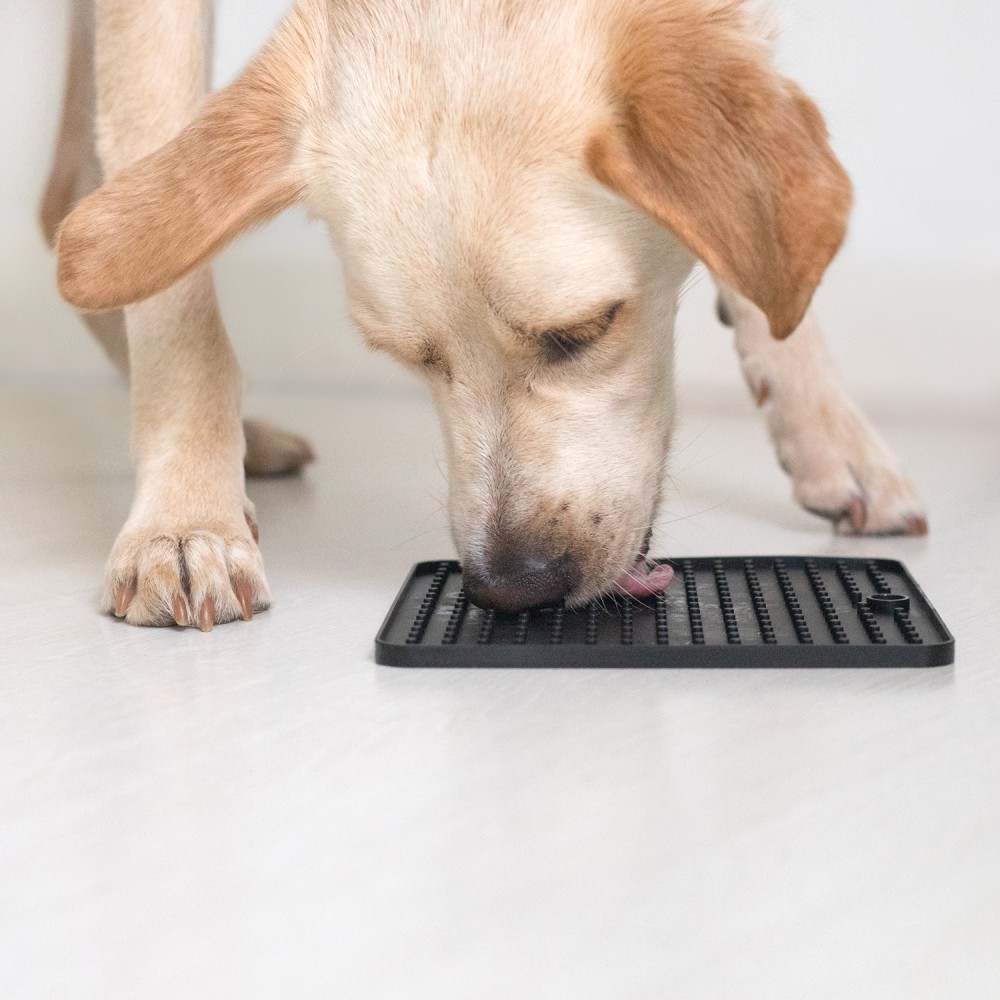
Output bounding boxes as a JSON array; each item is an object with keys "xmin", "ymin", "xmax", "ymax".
[{"xmin": 46, "ymin": 0, "xmax": 926, "ymax": 627}]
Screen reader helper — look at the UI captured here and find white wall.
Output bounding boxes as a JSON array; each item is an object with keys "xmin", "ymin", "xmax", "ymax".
[
  {"xmin": 785, "ymin": 1, "xmax": 1000, "ymax": 272},
  {"xmin": 3, "ymin": 1, "xmax": 997, "ymax": 269}
]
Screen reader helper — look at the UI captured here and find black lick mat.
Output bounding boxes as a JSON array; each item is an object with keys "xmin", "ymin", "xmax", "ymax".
[{"xmin": 374, "ymin": 557, "xmax": 954, "ymax": 668}]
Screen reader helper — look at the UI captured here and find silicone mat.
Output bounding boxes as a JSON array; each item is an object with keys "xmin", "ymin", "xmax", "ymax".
[{"xmin": 375, "ymin": 556, "xmax": 954, "ymax": 668}]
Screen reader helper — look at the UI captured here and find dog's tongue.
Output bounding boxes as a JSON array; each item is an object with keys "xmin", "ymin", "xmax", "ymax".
[{"xmin": 613, "ymin": 561, "xmax": 675, "ymax": 599}]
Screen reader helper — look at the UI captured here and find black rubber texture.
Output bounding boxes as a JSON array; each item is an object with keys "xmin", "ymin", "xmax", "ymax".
[{"xmin": 375, "ymin": 556, "xmax": 954, "ymax": 668}]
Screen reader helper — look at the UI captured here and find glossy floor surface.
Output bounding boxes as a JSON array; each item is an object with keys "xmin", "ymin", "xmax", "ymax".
[{"xmin": 2, "ymin": 251, "xmax": 998, "ymax": 998}]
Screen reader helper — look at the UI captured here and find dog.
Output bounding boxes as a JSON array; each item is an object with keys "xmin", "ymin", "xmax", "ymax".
[{"xmin": 45, "ymin": 0, "xmax": 927, "ymax": 628}]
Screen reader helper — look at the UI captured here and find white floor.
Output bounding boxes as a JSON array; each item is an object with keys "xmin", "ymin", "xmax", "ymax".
[{"xmin": 2, "ymin": 247, "xmax": 999, "ymax": 998}]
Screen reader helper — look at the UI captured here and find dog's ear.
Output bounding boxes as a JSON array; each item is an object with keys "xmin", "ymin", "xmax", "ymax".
[
  {"xmin": 57, "ymin": 13, "xmax": 320, "ymax": 312},
  {"xmin": 588, "ymin": 2, "xmax": 852, "ymax": 340}
]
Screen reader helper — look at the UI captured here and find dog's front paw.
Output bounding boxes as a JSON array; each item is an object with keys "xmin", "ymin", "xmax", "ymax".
[
  {"xmin": 772, "ymin": 397, "xmax": 927, "ymax": 537},
  {"xmin": 103, "ymin": 515, "xmax": 271, "ymax": 630}
]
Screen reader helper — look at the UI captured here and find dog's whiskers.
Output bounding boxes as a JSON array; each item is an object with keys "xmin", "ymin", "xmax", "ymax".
[
  {"xmin": 256, "ymin": 336, "xmax": 331, "ymax": 390},
  {"xmin": 392, "ymin": 510, "xmax": 450, "ymax": 550},
  {"xmin": 677, "ymin": 263, "xmax": 707, "ymax": 303}
]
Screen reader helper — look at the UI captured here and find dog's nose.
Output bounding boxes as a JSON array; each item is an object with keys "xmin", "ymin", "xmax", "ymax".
[{"xmin": 464, "ymin": 551, "xmax": 580, "ymax": 613}]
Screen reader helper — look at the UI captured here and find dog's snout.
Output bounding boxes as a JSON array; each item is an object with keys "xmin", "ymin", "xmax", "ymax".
[{"xmin": 464, "ymin": 548, "xmax": 580, "ymax": 613}]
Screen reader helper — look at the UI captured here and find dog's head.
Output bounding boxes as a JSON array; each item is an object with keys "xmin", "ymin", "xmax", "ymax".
[{"xmin": 57, "ymin": 0, "xmax": 851, "ymax": 611}]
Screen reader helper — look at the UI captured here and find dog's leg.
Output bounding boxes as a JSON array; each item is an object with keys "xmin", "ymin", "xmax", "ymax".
[
  {"xmin": 41, "ymin": 2, "xmax": 130, "ymax": 375},
  {"xmin": 43, "ymin": 2, "xmax": 315, "ymax": 482},
  {"xmin": 716, "ymin": 283, "xmax": 927, "ymax": 535},
  {"xmin": 83, "ymin": 0, "xmax": 268, "ymax": 628}
]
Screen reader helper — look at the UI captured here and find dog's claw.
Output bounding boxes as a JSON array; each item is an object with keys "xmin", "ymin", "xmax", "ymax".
[
  {"xmin": 845, "ymin": 496, "xmax": 867, "ymax": 534},
  {"xmin": 235, "ymin": 580, "xmax": 254, "ymax": 622},
  {"xmin": 828, "ymin": 498, "xmax": 929, "ymax": 537},
  {"xmin": 102, "ymin": 525, "xmax": 270, "ymax": 628},
  {"xmin": 198, "ymin": 597, "xmax": 216, "ymax": 633},
  {"xmin": 245, "ymin": 510, "xmax": 260, "ymax": 543},
  {"xmin": 171, "ymin": 594, "xmax": 190, "ymax": 627},
  {"xmin": 114, "ymin": 581, "xmax": 136, "ymax": 618}
]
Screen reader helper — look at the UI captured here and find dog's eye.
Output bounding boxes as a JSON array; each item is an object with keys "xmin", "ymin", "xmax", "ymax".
[
  {"xmin": 540, "ymin": 300, "xmax": 624, "ymax": 364},
  {"xmin": 542, "ymin": 331, "xmax": 589, "ymax": 363}
]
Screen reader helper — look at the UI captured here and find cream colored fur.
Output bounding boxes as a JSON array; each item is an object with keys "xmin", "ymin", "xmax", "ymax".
[{"xmin": 47, "ymin": 0, "xmax": 926, "ymax": 627}]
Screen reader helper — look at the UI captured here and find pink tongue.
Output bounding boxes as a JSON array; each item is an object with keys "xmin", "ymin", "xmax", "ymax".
[{"xmin": 613, "ymin": 562, "xmax": 675, "ymax": 598}]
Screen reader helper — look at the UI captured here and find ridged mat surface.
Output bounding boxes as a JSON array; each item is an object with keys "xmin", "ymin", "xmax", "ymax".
[{"xmin": 375, "ymin": 557, "xmax": 954, "ymax": 668}]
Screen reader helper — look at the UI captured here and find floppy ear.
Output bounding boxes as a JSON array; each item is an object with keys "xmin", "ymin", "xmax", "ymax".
[
  {"xmin": 57, "ymin": 16, "xmax": 317, "ymax": 312},
  {"xmin": 588, "ymin": 1, "xmax": 852, "ymax": 340}
]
